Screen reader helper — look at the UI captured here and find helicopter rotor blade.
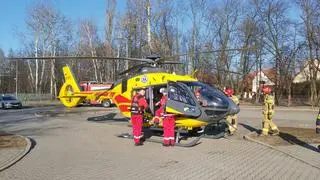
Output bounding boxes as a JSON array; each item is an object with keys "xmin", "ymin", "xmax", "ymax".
[
  {"xmin": 158, "ymin": 61, "xmax": 182, "ymax": 65},
  {"xmin": 210, "ymin": 67, "xmax": 243, "ymax": 75},
  {"xmin": 118, "ymin": 63, "xmax": 151, "ymax": 76},
  {"xmin": 159, "ymin": 47, "xmax": 257, "ymax": 61},
  {"xmin": 5, "ymin": 56, "xmax": 155, "ymax": 63}
]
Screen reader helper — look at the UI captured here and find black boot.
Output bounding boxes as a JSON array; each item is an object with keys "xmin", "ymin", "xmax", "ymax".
[
  {"xmin": 135, "ymin": 142, "xmax": 143, "ymax": 146},
  {"xmin": 162, "ymin": 143, "xmax": 170, "ymax": 147}
]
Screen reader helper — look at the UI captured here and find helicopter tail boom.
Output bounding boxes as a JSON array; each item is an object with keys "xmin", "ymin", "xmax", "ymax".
[
  {"xmin": 62, "ymin": 65, "xmax": 81, "ymax": 92},
  {"xmin": 58, "ymin": 65, "xmax": 82, "ymax": 107}
]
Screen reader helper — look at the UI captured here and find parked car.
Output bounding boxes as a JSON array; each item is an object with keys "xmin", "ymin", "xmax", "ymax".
[{"xmin": 0, "ymin": 95, "xmax": 22, "ymax": 109}]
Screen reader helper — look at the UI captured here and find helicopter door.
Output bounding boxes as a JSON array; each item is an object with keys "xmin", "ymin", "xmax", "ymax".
[{"xmin": 166, "ymin": 82, "xmax": 201, "ymax": 117}]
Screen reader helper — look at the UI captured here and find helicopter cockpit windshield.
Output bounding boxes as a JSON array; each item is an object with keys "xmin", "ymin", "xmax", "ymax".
[{"xmin": 179, "ymin": 81, "xmax": 229, "ymax": 109}]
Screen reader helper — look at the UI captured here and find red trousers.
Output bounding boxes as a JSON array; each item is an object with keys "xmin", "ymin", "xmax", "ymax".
[
  {"xmin": 132, "ymin": 115, "xmax": 143, "ymax": 144},
  {"xmin": 163, "ymin": 116, "xmax": 175, "ymax": 145}
]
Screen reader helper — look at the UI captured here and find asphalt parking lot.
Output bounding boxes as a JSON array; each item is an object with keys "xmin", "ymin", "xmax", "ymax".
[{"xmin": 0, "ymin": 105, "xmax": 319, "ymax": 179}]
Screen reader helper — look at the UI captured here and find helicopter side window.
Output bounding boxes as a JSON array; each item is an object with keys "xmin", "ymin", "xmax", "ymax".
[{"xmin": 168, "ymin": 85, "xmax": 196, "ymax": 106}]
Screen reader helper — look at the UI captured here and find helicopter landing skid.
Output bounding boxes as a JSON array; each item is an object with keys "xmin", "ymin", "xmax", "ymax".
[{"xmin": 116, "ymin": 129, "xmax": 201, "ymax": 148}]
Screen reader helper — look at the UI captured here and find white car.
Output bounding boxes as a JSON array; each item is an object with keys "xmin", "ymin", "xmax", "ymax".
[{"xmin": 0, "ymin": 95, "xmax": 22, "ymax": 109}]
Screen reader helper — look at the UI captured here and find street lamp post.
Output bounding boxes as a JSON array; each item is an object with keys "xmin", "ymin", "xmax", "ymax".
[{"xmin": 15, "ymin": 60, "xmax": 18, "ymax": 98}]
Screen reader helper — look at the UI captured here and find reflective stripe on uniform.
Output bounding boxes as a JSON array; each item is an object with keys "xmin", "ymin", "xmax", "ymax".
[
  {"xmin": 164, "ymin": 137, "xmax": 175, "ymax": 140},
  {"xmin": 134, "ymin": 135, "xmax": 143, "ymax": 139}
]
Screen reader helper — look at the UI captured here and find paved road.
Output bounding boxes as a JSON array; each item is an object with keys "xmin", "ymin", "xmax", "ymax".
[{"xmin": 0, "ymin": 106, "xmax": 319, "ymax": 179}]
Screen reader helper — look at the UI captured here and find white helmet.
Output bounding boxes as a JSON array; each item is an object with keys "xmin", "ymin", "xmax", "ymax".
[{"xmin": 160, "ymin": 88, "xmax": 168, "ymax": 94}]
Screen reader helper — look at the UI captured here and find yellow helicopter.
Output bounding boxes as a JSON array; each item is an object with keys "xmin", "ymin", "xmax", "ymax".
[{"xmin": 9, "ymin": 52, "xmax": 244, "ymax": 147}]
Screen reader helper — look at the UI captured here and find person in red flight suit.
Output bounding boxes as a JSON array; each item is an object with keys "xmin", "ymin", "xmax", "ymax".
[
  {"xmin": 154, "ymin": 88, "xmax": 168, "ymax": 126},
  {"xmin": 156, "ymin": 88, "xmax": 176, "ymax": 146},
  {"xmin": 163, "ymin": 114, "xmax": 176, "ymax": 146},
  {"xmin": 130, "ymin": 88, "xmax": 148, "ymax": 146}
]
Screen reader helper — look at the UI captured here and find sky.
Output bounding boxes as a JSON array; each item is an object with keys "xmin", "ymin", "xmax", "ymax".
[
  {"xmin": 0, "ymin": 0, "xmax": 302, "ymax": 56},
  {"xmin": 0, "ymin": 0, "xmax": 126, "ymax": 56}
]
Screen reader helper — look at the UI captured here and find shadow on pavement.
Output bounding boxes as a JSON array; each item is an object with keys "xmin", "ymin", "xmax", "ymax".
[
  {"xmin": 239, "ymin": 123, "xmax": 261, "ymax": 134},
  {"xmin": 242, "ymin": 123, "xmax": 320, "ymax": 153},
  {"xmin": 279, "ymin": 132, "xmax": 320, "ymax": 153},
  {"xmin": 87, "ymin": 113, "xmax": 128, "ymax": 123}
]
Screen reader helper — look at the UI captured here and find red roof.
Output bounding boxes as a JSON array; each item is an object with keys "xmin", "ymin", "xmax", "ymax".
[{"xmin": 242, "ymin": 68, "xmax": 277, "ymax": 90}]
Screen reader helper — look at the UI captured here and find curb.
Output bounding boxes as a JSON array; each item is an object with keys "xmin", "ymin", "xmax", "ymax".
[
  {"xmin": 0, "ymin": 135, "xmax": 32, "ymax": 172},
  {"xmin": 241, "ymin": 106, "xmax": 318, "ymax": 112},
  {"xmin": 34, "ymin": 107, "xmax": 117, "ymax": 117},
  {"xmin": 243, "ymin": 132, "xmax": 320, "ymax": 170}
]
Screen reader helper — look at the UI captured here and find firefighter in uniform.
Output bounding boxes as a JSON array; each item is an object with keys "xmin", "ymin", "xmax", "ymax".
[
  {"xmin": 224, "ymin": 88, "xmax": 239, "ymax": 135},
  {"xmin": 316, "ymin": 109, "xmax": 320, "ymax": 149},
  {"xmin": 261, "ymin": 86, "xmax": 279, "ymax": 136},
  {"xmin": 130, "ymin": 88, "xmax": 148, "ymax": 146},
  {"xmin": 316, "ymin": 108, "xmax": 320, "ymax": 134}
]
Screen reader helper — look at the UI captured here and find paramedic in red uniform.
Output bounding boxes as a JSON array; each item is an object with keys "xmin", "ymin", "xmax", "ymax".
[
  {"xmin": 154, "ymin": 88, "xmax": 168, "ymax": 125},
  {"xmin": 156, "ymin": 88, "xmax": 175, "ymax": 146},
  {"xmin": 130, "ymin": 88, "xmax": 148, "ymax": 146}
]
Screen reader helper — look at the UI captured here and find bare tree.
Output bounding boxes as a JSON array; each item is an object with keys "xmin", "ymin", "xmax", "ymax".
[
  {"xmin": 253, "ymin": 0, "xmax": 293, "ymax": 105},
  {"xmin": 152, "ymin": 0, "xmax": 176, "ymax": 56},
  {"xmin": 0, "ymin": 48, "xmax": 5, "ymax": 92},
  {"xmin": 105, "ymin": 0, "xmax": 117, "ymax": 81},
  {"xmin": 21, "ymin": 1, "xmax": 72, "ymax": 97},
  {"xmin": 297, "ymin": 0, "xmax": 320, "ymax": 105},
  {"xmin": 187, "ymin": 0, "xmax": 208, "ymax": 72},
  {"xmin": 121, "ymin": 0, "xmax": 149, "ymax": 71},
  {"xmin": 78, "ymin": 19, "xmax": 100, "ymax": 81},
  {"xmin": 207, "ymin": 0, "xmax": 242, "ymax": 88},
  {"xmin": 237, "ymin": 15, "xmax": 261, "ymax": 95}
]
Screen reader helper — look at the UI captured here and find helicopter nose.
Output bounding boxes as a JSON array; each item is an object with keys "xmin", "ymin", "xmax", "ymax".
[{"xmin": 227, "ymin": 98, "xmax": 240, "ymax": 115}]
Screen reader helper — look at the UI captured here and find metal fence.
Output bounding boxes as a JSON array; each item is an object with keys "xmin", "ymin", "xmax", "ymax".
[{"xmin": 0, "ymin": 58, "xmax": 315, "ymax": 106}]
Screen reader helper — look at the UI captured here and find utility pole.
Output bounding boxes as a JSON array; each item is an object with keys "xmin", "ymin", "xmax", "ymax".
[
  {"xmin": 146, "ymin": 0, "xmax": 152, "ymax": 54},
  {"xmin": 15, "ymin": 60, "xmax": 18, "ymax": 97},
  {"xmin": 115, "ymin": 36, "xmax": 121, "ymax": 81},
  {"xmin": 125, "ymin": 38, "xmax": 129, "ymax": 71}
]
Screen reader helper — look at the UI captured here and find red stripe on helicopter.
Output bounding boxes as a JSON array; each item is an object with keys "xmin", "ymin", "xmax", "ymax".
[
  {"xmin": 119, "ymin": 105, "xmax": 130, "ymax": 112},
  {"xmin": 78, "ymin": 92, "xmax": 94, "ymax": 94},
  {"xmin": 115, "ymin": 95, "xmax": 131, "ymax": 103}
]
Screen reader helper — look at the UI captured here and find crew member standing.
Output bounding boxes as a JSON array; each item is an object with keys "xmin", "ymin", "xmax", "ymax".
[
  {"xmin": 224, "ymin": 88, "xmax": 239, "ymax": 135},
  {"xmin": 153, "ymin": 88, "xmax": 167, "ymax": 126},
  {"xmin": 316, "ymin": 108, "xmax": 320, "ymax": 149},
  {"xmin": 156, "ymin": 88, "xmax": 175, "ymax": 146},
  {"xmin": 261, "ymin": 86, "xmax": 279, "ymax": 136},
  {"xmin": 316, "ymin": 108, "xmax": 320, "ymax": 134},
  {"xmin": 130, "ymin": 88, "xmax": 148, "ymax": 146}
]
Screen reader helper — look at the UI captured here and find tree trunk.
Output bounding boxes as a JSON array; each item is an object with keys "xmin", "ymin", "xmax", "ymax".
[
  {"xmin": 50, "ymin": 45, "xmax": 56, "ymax": 100},
  {"xmin": 288, "ymin": 83, "xmax": 292, "ymax": 107},
  {"xmin": 35, "ymin": 37, "xmax": 39, "ymax": 93}
]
